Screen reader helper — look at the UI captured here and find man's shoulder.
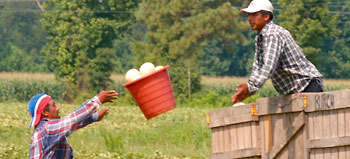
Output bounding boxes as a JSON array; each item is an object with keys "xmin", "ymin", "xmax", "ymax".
[{"xmin": 264, "ymin": 22, "xmax": 290, "ymax": 37}]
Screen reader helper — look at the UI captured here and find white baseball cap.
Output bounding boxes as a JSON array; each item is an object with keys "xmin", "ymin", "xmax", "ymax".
[{"xmin": 240, "ymin": 0, "xmax": 274, "ymax": 13}]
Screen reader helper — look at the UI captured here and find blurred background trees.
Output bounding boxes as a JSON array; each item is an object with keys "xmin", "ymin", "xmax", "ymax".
[
  {"xmin": 40, "ymin": 0, "xmax": 140, "ymax": 97},
  {"xmin": 0, "ymin": 0, "xmax": 348, "ymax": 101},
  {"xmin": 133, "ymin": 0, "xmax": 248, "ymax": 101}
]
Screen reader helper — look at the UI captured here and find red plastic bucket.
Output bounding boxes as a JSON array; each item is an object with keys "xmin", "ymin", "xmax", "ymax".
[{"xmin": 122, "ymin": 65, "xmax": 176, "ymax": 119}]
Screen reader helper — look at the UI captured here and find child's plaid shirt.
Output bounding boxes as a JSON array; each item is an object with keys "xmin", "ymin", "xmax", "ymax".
[{"xmin": 29, "ymin": 96, "xmax": 101, "ymax": 159}]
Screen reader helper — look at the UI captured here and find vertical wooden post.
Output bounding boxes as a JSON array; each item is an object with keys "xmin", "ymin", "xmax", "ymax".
[
  {"xmin": 264, "ymin": 115, "xmax": 273, "ymax": 153},
  {"xmin": 264, "ymin": 115, "xmax": 273, "ymax": 154}
]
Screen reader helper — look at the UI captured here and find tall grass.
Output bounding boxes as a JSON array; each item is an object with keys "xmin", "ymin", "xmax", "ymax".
[
  {"xmin": 0, "ymin": 79, "xmax": 68, "ymax": 102},
  {"xmin": 0, "ymin": 102, "xmax": 212, "ymax": 159},
  {"xmin": 1, "ymin": 73, "xmax": 350, "ymax": 158},
  {"xmin": 0, "ymin": 72, "xmax": 349, "ymax": 106}
]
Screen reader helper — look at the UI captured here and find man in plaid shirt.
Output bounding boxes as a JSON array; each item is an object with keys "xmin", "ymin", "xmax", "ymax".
[
  {"xmin": 28, "ymin": 90, "xmax": 118, "ymax": 159},
  {"xmin": 232, "ymin": 0, "xmax": 323, "ymax": 103}
]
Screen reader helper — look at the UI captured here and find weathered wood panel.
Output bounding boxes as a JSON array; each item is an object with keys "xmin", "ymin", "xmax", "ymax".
[
  {"xmin": 210, "ymin": 148, "xmax": 261, "ymax": 159},
  {"xmin": 261, "ymin": 112, "xmax": 305, "ymax": 159},
  {"xmin": 304, "ymin": 89, "xmax": 350, "ymax": 112},
  {"xmin": 208, "ymin": 103, "xmax": 258, "ymax": 128},
  {"xmin": 208, "ymin": 104, "xmax": 261, "ymax": 158},
  {"xmin": 209, "ymin": 89, "xmax": 350, "ymax": 159},
  {"xmin": 256, "ymin": 94, "xmax": 305, "ymax": 116},
  {"xmin": 307, "ymin": 106, "xmax": 350, "ymax": 158}
]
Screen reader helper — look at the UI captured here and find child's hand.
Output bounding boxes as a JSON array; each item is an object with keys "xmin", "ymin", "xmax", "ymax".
[
  {"xmin": 97, "ymin": 106, "xmax": 110, "ymax": 121},
  {"xmin": 97, "ymin": 90, "xmax": 119, "ymax": 104}
]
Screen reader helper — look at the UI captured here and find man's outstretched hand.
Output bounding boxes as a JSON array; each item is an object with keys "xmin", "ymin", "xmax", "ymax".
[
  {"xmin": 97, "ymin": 106, "xmax": 110, "ymax": 121},
  {"xmin": 97, "ymin": 90, "xmax": 119, "ymax": 104},
  {"xmin": 231, "ymin": 83, "xmax": 251, "ymax": 104}
]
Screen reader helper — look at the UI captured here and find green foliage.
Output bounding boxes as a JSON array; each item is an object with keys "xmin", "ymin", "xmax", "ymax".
[
  {"xmin": 185, "ymin": 84, "xmax": 279, "ymax": 107},
  {"xmin": 0, "ymin": 43, "xmax": 48, "ymax": 72},
  {"xmin": 0, "ymin": 2, "xmax": 48, "ymax": 72},
  {"xmin": 277, "ymin": 0, "xmax": 340, "ymax": 67},
  {"xmin": 0, "ymin": 79, "xmax": 68, "ymax": 102},
  {"xmin": 88, "ymin": 48, "xmax": 116, "ymax": 92},
  {"xmin": 0, "ymin": 2, "xmax": 46, "ymax": 54},
  {"xmin": 73, "ymin": 92, "xmax": 96, "ymax": 105},
  {"xmin": 319, "ymin": 1, "xmax": 350, "ymax": 78},
  {"xmin": 112, "ymin": 21, "xmax": 147, "ymax": 73},
  {"xmin": 102, "ymin": 132, "xmax": 124, "ymax": 152},
  {"xmin": 200, "ymin": 33, "xmax": 255, "ymax": 76},
  {"xmin": 133, "ymin": 0, "xmax": 248, "ymax": 102},
  {"xmin": 0, "ymin": 0, "xmax": 350, "ymax": 80},
  {"xmin": 41, "ymin": 0, "xmax": 140, "ymax": 97},
  {"xmin": 112, "ymin": 38, "xmax": 137, "ymax": 74},
  {"xmin": 186, "ymin": 88, "xmax": 232, "ymax": 107}
]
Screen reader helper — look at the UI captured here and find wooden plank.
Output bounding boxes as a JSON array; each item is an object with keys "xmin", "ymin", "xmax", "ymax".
[
  {"xmin": 323, "ymin": 148, "xmax": 331, "ymax": 159},
  {"xmin": 237, "ymin": 123, "xmax": 245, "ymax": 150},
  {"xmin": 304, "ymin": 89, "xmax": 350, "ymax": 112},
  {"xmin": 339, "ymin": 147, "xmax": 346, "ymax": 159},
  {"xmin": 330, "ymin": 110, "xmax": 338, "ymax": 138},
  {"xmin": 338, "ymin": 109, "xmax": 345, "ymax": 137},
  {"xmin": 260, "ymin": 116, "xmax": 267, "ymax": 159},
  {"xmin": 314, "ymin": 149, "xmax": 323, "ymax": 159},
  {"xmin": 270, "ymin": 113, "xmax": 285, "ymax": 158},
  {"xmin": 346, "ymin": 146, "xmax": 350, "ymax": 159},
  {"xmin": 314, "ymin": 111, "xmax": 323, "ymax": 140},
  {"xmin": 308, "ymin": 112, "xmax": 315, "ymax": 140},
  {"xmin": 345, "ymin": 109, "xmax": 350, "ymax": 137},
  {"xmin": 293, "ymin": 112, "xmax": 305, "ymax": 159},
  {"xmin": 257, "ymin": 94, "xmax": 305, "ymax": 116},
  {"xmin": 264, "ymin": 115, "xmax": 273, "ymax": 154},
  {"xmin": 224, "ymin": 126, "xmax": 231, "ymax": 152},
  {"xmin": 331, "ymin": 147, "xmax": 338, "ymax": 159},
  {"xmin": 244, "ymin": 122, "xmax": 252, "ymax": 149},
  {"xmin": 251, "ymin": 122, "xmax": 260, "ymax": 148},
  {"xmin": 210, "ymin": 147, "xmax": 261, "ymax": 159},
  {"xmin": 219, "ymin": 127, "xmax": 224, "ymax": 152},
  {"xmin": 268, "ymin": 112, "xmax": 305, "ymax": 159},
  {"xmin": 308, "ymin": 136, "xmax": 350, "ymax": 148},
  {"xmin": 322, "ymin": 111, "xmax": 331, "ymax": 139},
  {"xmin": 309, "ymin": 150, "xmax": 315, "ymax": 159},
  {"xmin": 330, "ymin": 110, "xmax": 339, "ymax": 158},
  {"xmin": 208, "ymin": 103, "xmax": 258, "ymax": 128},
  {"xmin": 230, "ymin": 124, "xmax": 238, "ymax": 151},
  {"xmin": 304, "ymin": 113, "xmax": 310, "ymax": 159},
  {"xmin": 212, "ymin": 128, "xmax": 219, "ymax": 153},
  {"xmin": 322, "ymin": 111, "xmax": 331, "ymax": 159}
]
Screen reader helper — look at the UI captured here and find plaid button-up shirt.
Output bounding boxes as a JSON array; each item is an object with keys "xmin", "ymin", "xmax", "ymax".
[
  {"xmin": 29, "ymin": 96, "xmax": 101, "ymax": 159},
  {"xmin": 248, "ymin": 21, "xmax": 322, "ymax": 95}
]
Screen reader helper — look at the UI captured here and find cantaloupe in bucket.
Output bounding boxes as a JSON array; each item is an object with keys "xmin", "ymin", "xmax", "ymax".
[{"xmin": 122, "ymin": 65, "xmax": 176, "ymax": 119}]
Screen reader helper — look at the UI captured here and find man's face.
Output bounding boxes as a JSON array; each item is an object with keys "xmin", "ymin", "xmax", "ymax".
[
  {"xmin": 45, "ymin": 100, "xmax": 60, "ymax": 119},
  {"xmin": 248, "ymin": 11, "xmax": 269, "ymax": 32}
]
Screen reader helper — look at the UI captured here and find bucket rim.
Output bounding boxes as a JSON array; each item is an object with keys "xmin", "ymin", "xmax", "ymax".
[{"xmin": 122, "ymin": 65, "xmax": 170, "ymax": 87}]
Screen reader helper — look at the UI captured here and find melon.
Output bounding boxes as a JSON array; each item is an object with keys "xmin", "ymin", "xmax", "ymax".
[
  {"xmin": 154, "ymin": 66, "xmax": 164, "ymax": 71},
  {"xmin": 140, "ymin": 62, "xmax": 155, "ymax": 76},
  {"xmin": 125, "ymin": 69, "xmax": 140, "ymax": 82}
]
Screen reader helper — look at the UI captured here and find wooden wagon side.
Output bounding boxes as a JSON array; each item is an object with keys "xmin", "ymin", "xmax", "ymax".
[
  {"xmin": 208, "ymin": 89, "xmax": 350, "ymax": 159},
  {"xmin": 256, "ymin": 93, "xmax": 307, "ymax": 159},
  {"xmin": 207, "ymin": 103, "xmax": 261, "ymax": 159},
  {"xmin": 304, "ymin": 89, "xmax": 350, "ymax": 159}
]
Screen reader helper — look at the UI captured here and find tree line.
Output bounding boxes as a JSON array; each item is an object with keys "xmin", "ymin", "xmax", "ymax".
[{"xmin": 0, "ymin": 0, "xmax": 349, "ymax": 101}]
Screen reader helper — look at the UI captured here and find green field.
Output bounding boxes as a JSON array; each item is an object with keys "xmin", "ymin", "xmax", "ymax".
[
  {"xmin": 1, "ymin": 72, "xmax": 350, "ymax": 158},
  {"xmin": 0, "ymin": 102, "xmax": 212, "ymax": 159}
]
